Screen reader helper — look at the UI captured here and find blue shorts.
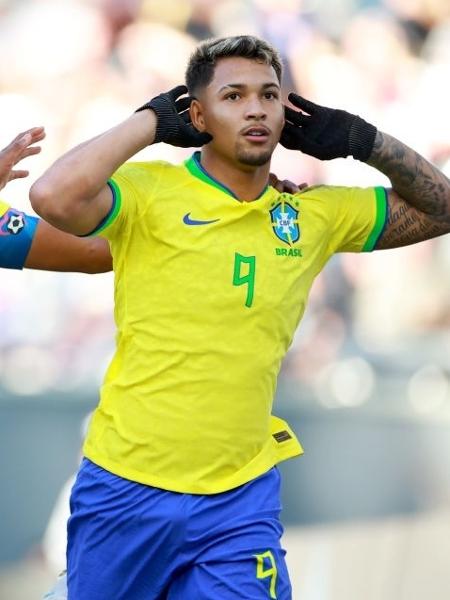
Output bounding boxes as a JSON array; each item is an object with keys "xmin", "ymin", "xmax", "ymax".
[{"xmin": 67, "ymin": 459, "xmax": 291, "ymax": 599}]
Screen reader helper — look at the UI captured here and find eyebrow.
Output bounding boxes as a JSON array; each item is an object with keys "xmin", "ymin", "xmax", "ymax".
[{"xmin": 218, "ymin": 82, "xmax": 281, "ymax": 93}]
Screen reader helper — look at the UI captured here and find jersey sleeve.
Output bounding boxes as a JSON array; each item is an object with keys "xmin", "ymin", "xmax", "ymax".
[
  {"xmin": 0, "ymin": 200, "xmax": 39, "ymax": 269},
  {"xmin": 325, "ymin": 186, "xmax": 388, "ymax": 254},
  {"xmin": 88, "ymin": 161, "xmax": 166, "ymax": 241}
]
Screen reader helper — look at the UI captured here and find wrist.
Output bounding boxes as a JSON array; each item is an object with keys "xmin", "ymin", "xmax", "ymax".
[
  {"xmin": 131, "ymin": 109, "xmax": 158, "ymax": 147},
  {"xmin": 348, "ymin": 116, "xmax": 377, "ymax": 162}
]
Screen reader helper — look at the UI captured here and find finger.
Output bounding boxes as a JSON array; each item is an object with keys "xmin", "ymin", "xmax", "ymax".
[
  {"xmin": 168, "ymin": 85, "xmax": 188, "ymax": 101},
  {"xmin": 279, "ymin": 125, "xmax": 310, "ymax": 151},
  {"xmin": 12, "ymin": 145, "xmax": 41, "ymax": 165},
  {"xmin": 1, "ymin": 133, "xmax": 32, "ymax": 160},
  {"xmin": 284, "ymin": 106, "xmax": 309, "ymax": 126},
  {"xmin": 175, "ymin": 96, "xmax": 192, "ymax": 113},
  {"xmin": 10, "ymin": 127, "xmax": 45, "ymax": 145},
  {"xmin": 180, "ymin": 110, "xmax": 191, "ymax": 125},
  {"xmin": 269, "ymin": 174, "xmax": 298, "ymax": 194},
  {"xmin": 189, "ymin": 130, "xmax": 213, "ymax": 146},
  {"xmin": 28, "ymin": 127, "xmax": 46, "ymax": 143},
  {"xmin": 8, "ymin": 169, "xmax": 29, "ymax": 181},
  {"xmin": 281, "ymin": 122, "xmax": 311, "ymax": 141},
  {"xmin": 268, "ymin": 173, "xmax": 278, "ymax": 187},
  {"xmin": 272, "ymin": 180, "xmax": 286, "ymax": 193},
  {"xmin": 281, "ymin": 179, "xmax": 301, "ymax": 194},
  {"xmin": 287, "ymin": 93, "xmax": 319, "ymax": 115}
]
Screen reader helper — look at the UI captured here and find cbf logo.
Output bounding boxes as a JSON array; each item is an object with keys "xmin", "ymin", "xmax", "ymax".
[{"xmin": 269, "ymin": 196, "xmax": 300, "ymax": 246}]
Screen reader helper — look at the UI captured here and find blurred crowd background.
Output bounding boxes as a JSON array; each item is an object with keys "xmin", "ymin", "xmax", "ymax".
[{"xmin": 0, "ymin": 0, "xmax": 450, "ymax": 598}]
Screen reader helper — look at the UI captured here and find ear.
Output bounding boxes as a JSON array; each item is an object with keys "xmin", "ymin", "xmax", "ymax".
[{"xmin": 190, "ymin": 99, "xmax": 206, "ymax": 132}]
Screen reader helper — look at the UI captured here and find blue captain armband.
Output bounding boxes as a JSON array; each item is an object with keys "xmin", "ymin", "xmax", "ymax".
[{"xmin": 0, "ymin": 208, "xmax": 39, "ymax": 269}]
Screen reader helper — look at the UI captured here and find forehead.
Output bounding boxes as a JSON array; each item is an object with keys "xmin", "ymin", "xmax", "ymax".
[{"xmin": 207, "ymin": 56, "xmax": 279, "ymax": 91}]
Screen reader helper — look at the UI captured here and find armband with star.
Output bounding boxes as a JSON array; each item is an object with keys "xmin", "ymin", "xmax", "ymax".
[{"xmin": 0, "ymin": 207, "xmax": 39, "ymax": 269}]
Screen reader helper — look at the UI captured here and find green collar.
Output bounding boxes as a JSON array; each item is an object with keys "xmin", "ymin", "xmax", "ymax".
[{"xmin": 184, "ymin": 152, "xmax": 269, "ymax": 201}]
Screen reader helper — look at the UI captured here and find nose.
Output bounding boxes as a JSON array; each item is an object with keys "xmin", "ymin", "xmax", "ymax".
[{"xmin": 244, "ymin": 96, "xmax": 267, "ymax": 120}]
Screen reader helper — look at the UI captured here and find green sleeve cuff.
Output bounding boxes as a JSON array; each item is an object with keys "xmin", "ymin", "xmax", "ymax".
[
  {"xmin": 79, "ymin": 179, "xmax": 122, "ymax": 237},
  {"xmin": 362, "ymin": 186, "xmax": 388, "ymax": 252}
]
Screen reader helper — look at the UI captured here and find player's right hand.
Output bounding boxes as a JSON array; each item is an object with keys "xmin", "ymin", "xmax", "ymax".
[
  {"xmin": 0, "ymin": 127, "xmax": 45, "ymax": 192},
  {"xmin": 136, "ymin": 85, "xmax": 212, "ymax": 148}
]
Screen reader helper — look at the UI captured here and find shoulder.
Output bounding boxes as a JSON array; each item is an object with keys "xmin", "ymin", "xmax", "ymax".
[
  {"xmin": 294, "ymin": 185, "xmax": 380, "ymax": 206},
  {"xmin": 112, "ymin": 160, "xmax": 189, "ymax": 195},
  {"xmin": 115, "ymin": 160, "xmax": 185, "ymax": 180}
]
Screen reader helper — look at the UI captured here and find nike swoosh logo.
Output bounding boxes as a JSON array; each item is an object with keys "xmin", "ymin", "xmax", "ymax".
[{"xmin": 183, "ymin": 213, "xmax": 220, "ymax": 226}]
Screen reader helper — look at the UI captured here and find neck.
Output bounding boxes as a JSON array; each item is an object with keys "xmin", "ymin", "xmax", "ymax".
[{"xmin": 199, "ymin": 147, "xmax": 270, "ymax": 201}]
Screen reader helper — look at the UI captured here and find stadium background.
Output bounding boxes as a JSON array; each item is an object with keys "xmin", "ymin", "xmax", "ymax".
[{"xmin": 0, "ymin": 0, "xmax": 449, "ymax": 597}]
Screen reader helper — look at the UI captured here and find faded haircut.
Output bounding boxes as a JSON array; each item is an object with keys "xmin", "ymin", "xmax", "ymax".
[{"xmin": 185, "ymin": 35, "xmax": 283, "ymax": 95}]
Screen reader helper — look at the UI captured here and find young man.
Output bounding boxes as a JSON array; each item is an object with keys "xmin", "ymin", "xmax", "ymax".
[
  {"xmin": 2, "ymin": 123, "xmax": 300, "ymax": 600},
  {"xmin": 31, "ymin": 35, "xmax": 450, "ymax": 599},
  {"xmin": 0, "ymin": 127, "xmax": 112, "ymax": 273}
]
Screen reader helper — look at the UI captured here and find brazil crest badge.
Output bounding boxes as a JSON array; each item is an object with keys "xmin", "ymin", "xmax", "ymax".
[{"xmin": 270, "ymin": 198, "xmax": 300, "ymax": 246}]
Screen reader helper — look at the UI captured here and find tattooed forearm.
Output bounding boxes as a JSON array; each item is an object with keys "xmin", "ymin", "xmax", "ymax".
[
  {"xmin": 376, "ymin": 191, "xmax": 449, "ymax": 249},
  {"xmin": 367, "ymin": 131, "xmax": 450, "ymax": 224}
]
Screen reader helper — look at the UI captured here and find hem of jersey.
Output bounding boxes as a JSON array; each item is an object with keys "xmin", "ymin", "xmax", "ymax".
[
  {"xmin": 362, "ymin": 186, "xmax": 388, "ymax": 252},
  {"xmin": 82, "ymin": 444, "xmax": 303, "ymax": 495},
  {"xmin": 184, "ymin": 152, "xmax": 269, "ymax": 202},
  {"xmin": 79, "ymin": 179, "xmax": 121, "ymax": 237}
]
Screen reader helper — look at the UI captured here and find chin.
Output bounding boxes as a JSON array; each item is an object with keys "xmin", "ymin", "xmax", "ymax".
[{"xmin": 236, "ymin": 148, "xmax": 273, "ymax": 167}]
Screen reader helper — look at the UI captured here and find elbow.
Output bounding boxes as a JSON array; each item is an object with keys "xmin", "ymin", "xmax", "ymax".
[
  {"xmin": 30, "ymin": 177, "xmax": 84, "ymax": 230},
  {"xmin": 30, "ymin": 178, "xmax": 63, "ymax": 224}
]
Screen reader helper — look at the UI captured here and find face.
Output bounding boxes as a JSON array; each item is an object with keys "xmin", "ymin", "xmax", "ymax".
[{"xmin": 190, "ymin": 56, "xmax": 284, "ymax": 169}]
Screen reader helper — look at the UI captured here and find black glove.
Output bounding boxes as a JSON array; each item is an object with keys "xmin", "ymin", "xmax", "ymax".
[
  {"xmin": 136, "ymin": 85, "xmax": 212, "ymax": 148},
  {"xmin": 281, "ymin": 93, "xmax": 377, "ymax": 162}
]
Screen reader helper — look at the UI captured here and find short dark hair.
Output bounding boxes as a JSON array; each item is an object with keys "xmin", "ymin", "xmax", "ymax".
[{"xmin": 185, "ymin": 35, "xmax": 283, "ymax": 95}]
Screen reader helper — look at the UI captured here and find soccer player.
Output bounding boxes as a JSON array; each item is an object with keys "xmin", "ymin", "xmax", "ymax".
[
  {"xmin": 30, "ymin": 35, "xmax": 450, "ymax": 599},
  {"xmin": 2, "ymin": 123, "xmax": 302, "ymax": 600},
  {"xmin": 0, "ymin": 127, "xmax": 112, "ymax": 273}
]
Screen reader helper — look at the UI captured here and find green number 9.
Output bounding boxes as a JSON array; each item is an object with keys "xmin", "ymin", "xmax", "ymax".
[{"xmin": 232, "ymin": 253, "xmax": 256, "ymax": 308}]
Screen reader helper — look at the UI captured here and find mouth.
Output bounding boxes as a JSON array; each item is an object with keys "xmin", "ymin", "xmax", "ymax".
[{"xmin": 241, "ymin": 126, "xmax": 271, "ymax": 144}]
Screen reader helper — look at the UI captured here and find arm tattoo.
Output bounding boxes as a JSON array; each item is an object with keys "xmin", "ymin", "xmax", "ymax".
[
  {"xmin": 376, "ymin": 191, "xmax": 450, "ymax": 249},
  {"xmin": 367, "ymin": 131, "xmax": 450, "ymax": 249}
]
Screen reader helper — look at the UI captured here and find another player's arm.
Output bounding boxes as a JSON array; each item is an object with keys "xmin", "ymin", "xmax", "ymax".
[
  {"xmin": 0, "ymin": 207, "xmax": 112, "ymax": 273},
  {"xmin": 26, "ymin": 220, "xmax": 112, "ymax": 273},
  {"xmin": 366, "ymin": 132, "xmax": 450, "ymax": 249}
]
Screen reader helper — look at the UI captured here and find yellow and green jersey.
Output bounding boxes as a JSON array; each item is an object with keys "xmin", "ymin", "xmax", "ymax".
[{"xmin": 83, "ymin": 152, "xmax": 387, "ymax": 494}]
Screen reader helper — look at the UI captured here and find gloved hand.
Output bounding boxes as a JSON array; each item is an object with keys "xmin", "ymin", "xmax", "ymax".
[
  {"xmin": 136, "ymin": 85, "xmax": 212, "ymax": 148},
  {"xmin": 281, "ymin": 93, "xmax": 377, "ymax": 162}
]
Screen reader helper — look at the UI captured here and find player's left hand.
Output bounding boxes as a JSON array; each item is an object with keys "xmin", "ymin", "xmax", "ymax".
[
  {"xmin": 269, "ymin": 173, "xmax": 308, "ymax": 194},
  {"xmin": 280, "ymin": 93, "xmax": 377, "ymax": 162},
  {"xmin": 0, "ymin": 127, "xmax": 45, "ymax": 191},
  {"xmin": 136, "ymin": 85, "xmax": 212, "ymax": 148}
]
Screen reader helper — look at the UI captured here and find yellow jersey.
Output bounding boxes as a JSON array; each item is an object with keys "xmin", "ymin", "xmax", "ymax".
[
  {"xmin": 0, "ymin": 200, "xmax": 8, "ymax": 216},
  {"xmin": 83, "ymin": 152, "xmax": 387, "ymax": 494}
]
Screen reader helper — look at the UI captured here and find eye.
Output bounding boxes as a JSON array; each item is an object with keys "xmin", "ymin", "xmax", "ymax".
[
  {"xmin": 226, "ymin": 92, "xmax": 240, "ymax": 101},
  {"xmin": 264, "ymin": 91, "xmax": 278, "ymax": 100}
]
